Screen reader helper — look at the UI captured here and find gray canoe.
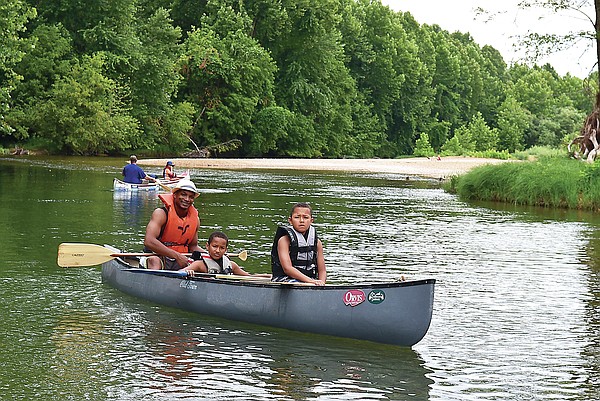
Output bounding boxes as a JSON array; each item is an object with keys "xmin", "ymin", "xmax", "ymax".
[{"xmin": 101, "ymin": 257, "xmax": 435, "ymax": 347}]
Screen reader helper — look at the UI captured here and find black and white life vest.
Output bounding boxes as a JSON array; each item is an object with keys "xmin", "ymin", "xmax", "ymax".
[{"xmin": 271, "ymin": 225, "xmax": 318, "ymax": 279}]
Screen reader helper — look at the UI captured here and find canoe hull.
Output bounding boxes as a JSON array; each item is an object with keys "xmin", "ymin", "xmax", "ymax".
[
  {"xmin": 101, "ymin": 258, "xmax": 435, "ymax": 346},
  {"xmin": 113, "ymin": 178, "xmax": 159, "ymax": 191},
  {"xmin": 113, "ymin": 172, "xmax": 189, "ymax": 191}
]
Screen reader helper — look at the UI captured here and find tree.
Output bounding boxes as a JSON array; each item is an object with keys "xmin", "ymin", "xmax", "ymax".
[
  {"xmin": 468, "ymin": 112, "xmax": 499, "ymax": 151},
  {"xmin": 452, "ymin": 125, "xmax": 476, "ymax": 154},
  {"xmin": 129, "ymin": 8, "xmax": 185, "ymax": 150},
  {"xmin": 30, "ymin": 54, "xmax": 139, "ymax": 154},
  {"xmin": 178, "ymin": 4, "xmax": 277, "ymax": 153},
  {"xmin": 268, "ymin": 0, "xmax": 356, "ymax": 157},
  {"xmin": 497, "ymin": 95, "xmax": 530, "ymax": 152},
  {"xmin": 413, "ymin": 132, "xmax": 435, "ymax": 157},
  {"xmin": 6, "ymin": 23, "xmax": 74, "ymax": 141},
  {"xmin": 0, "ymin": 0, "xmax": 36, "ymax": 137},
  {"xmin": 517, "ymin": 0, "xmax": 599, "ymax": 82}
]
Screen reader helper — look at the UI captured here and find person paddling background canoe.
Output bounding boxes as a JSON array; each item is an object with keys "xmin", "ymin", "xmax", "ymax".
[
  {"xmin": 271, "ymin": 202, "xmax": 326, "ymax": 285},
  {"xmin": 122, "ymin": 155, "xmax": 156, "ymax": 184},
  {"xmin": 163, "ymin": 160, "xmax": 176, "ymax": 180},
  {"xmin": 143, "ymin": 179, "xmax": 204, "ymax": 274}
]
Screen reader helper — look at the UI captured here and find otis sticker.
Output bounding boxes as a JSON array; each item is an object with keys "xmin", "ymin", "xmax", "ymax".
[
  {"xmin": 343, "ymin": 290, "xmax": 366, "ymax": 307},
  {"xmin": 368, "ymin": 290, "xmax": 385, "ymax": 304}
]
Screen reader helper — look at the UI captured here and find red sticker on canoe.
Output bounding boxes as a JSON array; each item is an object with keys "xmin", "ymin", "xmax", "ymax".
[{"xmin": 343, "ymin": 290, "xmax": 366, "ymax": 307}]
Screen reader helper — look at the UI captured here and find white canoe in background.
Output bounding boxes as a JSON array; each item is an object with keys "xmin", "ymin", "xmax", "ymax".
[{"xmin": 113, "ymin": 171, "xmax": 189, "ymax": 192}]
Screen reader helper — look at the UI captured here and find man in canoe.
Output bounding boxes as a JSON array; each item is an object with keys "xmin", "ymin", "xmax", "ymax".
[
  {"xmin": 122, "ymin": 155, "xmax": 155, "ymax": 184},
  {"xmin": 271, "ymin": 202, "xmax": 326, "ymax": 285},
  {"xmin": 143, "ymin": 179, "xmax": 205, "ymax": 273}
]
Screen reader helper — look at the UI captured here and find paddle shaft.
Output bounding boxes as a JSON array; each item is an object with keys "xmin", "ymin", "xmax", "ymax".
[
  {"xmin": 57, "ymin": 243, "xmax": 247, "ymax": 267},
  {"xmin": 111, "ymin": 251, "xmax": 245, "ymax": 258}
]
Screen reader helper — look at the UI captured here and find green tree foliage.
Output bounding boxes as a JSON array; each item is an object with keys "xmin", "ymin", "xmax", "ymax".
[
  {"xmin": 129, "ymin": 8, "xmax": 183, "ymax": 143},
  {"xmin": 451, "ymin": 126, "xmax": 476, "ymax": 154},
  {"xmin": 0, "ymin": 0, "xmax": 594, "ymax": 157},
  {"xmin": 413, "ymin": 132, "xmax": 435, "ymax": 157},
  {"xmin": 537, "ymin": 105, "xmax": 585, "ymax": 147},
  {"xmin": 7, "ymin": 23, "xmax": 74, "ymax": 140},
  {"xmin": 178, "ymin": 3, "xmax": 277, "ymax": 151},
  {"xmin": 30, "ymin": 54, "xmax": 140, "ymax": 154},
  {"xmin": 477, "ymin": 45, "xmax": 507, "ymax": 127},
  {"xmin": 440, "ymin": 135, "xmax": 463, "ymax": 156},
  {"xmin": 497, "ymin": 95, "xmax": 530, "ymax": 152},
  {"xmin": 269, "ymin": 0, "xmax": 355, "ymax": 157},
  {"xmin": 248, "ymin": 106, "xmax": 293, "ymax": 155},
  {"xmin": 468, "ymin": 112, "xmax": 498, "ymax": 151},
  {"xmin": 0, "ymin": 0, "xmax": 36, "ymax": 136},
  {"xmin": 517, "ymin": 0, "xmax": 600, "ymax": 83}
]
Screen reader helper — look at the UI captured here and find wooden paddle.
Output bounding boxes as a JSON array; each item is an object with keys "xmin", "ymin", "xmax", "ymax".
[
  {"xmin": 57, "ymin": 243, "xmax": 248, "ymax": 267},
  {"xmin": 156, "ymin": 180, "xmax": 173, "ymax": 192}
]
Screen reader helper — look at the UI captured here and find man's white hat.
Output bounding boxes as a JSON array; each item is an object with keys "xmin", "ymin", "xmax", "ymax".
[{"xmin": 172, "ymin": 179, "xmax": 199, "ymax": 197}]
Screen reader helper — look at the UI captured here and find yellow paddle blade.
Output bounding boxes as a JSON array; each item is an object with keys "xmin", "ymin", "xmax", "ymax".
[
  {"xmin": 237, "ymin": 250, "xmax": 248, "ymax": 261},
  {"xmin": 57, "ymin": 243, "xmax": 116, "ymax": 267}
]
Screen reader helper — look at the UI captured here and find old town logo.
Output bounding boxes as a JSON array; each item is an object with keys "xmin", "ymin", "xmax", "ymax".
[
  {"xmin": 368, "ymin": 290, "xmax": 385, "ymax": 304},
  {"xmin": 343, "ymin": 290, "xmax": 366, "ymax": 307}
]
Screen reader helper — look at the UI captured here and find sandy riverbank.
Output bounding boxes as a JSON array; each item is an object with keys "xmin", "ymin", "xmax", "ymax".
[{"xmin": 138, "ymin": 156, "xmax": 509, "ymax": 180}]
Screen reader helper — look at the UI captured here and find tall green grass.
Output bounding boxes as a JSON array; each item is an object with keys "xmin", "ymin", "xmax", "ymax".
[{"xmin": 447, "ymin": 157, "xmax": 600, "ymax": 210}]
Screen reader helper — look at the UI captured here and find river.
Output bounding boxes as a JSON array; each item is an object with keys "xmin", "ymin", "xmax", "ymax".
[{"xmin": 0, "ymin": 156, "xmax": 598, "ymax": 400}]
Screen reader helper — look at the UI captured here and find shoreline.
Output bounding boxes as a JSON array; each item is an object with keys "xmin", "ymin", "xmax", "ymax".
[{"xmin": 138, "ymin": 156, "xmax": 509, "ymax": 179}]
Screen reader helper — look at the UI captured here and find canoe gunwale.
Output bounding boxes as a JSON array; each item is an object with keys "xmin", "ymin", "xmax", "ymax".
[{"xmin": 118, "ymin": 261, "xmax": 435, "ymax": 289}]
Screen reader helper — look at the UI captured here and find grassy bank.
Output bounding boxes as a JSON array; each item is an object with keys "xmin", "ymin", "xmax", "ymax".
[{"xmin": 447, "ymin": 157, "xmax": 600, "ymax": 210}]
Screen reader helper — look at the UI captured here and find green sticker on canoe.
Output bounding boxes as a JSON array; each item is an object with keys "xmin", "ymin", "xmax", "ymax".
[{"xmin": 368, "ymin": 290, "xmax": 385, "ymax": 304}]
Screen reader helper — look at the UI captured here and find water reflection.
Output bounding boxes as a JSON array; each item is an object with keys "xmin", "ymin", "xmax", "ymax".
[
  {"xmin": 96, "ymin": 293, "xmax": 433, "ymax": 401},
  {"xmin": 579, "ymin": 229, "xmax": 600, "ymax": 399},
  {"xmin": 112, "ymin": 190, "xmax": 159, "ymax": 232},
  {"xmin": 50, "ymin": 310, "xmax": 111, "ymax": 400},
  {"xmin": 2, "ymin": 158, "xmax": 600, "ymax": 400}
]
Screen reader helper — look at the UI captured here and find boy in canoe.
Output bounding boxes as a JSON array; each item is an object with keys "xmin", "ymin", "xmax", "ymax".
[
  {"xmin": 143, "ymin": 179, "xmax": 205, "ymax": 273},
  {"xmin": 188, "ymin": 231, "xmax": 271, "ymax": 278},
  {"xmin": 271, "ymin": 202, "xmax": 326, "ymax": 285}
]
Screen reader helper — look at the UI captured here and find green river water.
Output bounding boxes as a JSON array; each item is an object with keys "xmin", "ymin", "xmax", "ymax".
[{"xmin": 0, "ymin": 156, "xmax": 598, "ymax": 400}]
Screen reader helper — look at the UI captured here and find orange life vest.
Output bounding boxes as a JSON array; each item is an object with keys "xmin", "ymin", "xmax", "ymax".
[{"xmin": 157, "ymin": 193, "xmax": 199, "ymax": 253}]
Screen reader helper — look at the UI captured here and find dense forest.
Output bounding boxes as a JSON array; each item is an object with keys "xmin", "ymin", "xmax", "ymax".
[{"xmin": 0, "ymin": 0, "xmax": 596, "ymax": 158}]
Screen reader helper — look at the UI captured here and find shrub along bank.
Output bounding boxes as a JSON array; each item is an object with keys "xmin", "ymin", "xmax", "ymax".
[{"xmin": 446, "ymin": 157, "xmax": 600, "ymax": 210}]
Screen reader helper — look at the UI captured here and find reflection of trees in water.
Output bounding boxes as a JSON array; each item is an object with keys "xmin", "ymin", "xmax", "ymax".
[
  {"xmin": 50, "ymin": 310, "xmax": 110, "ymax": 400},
  {"xmin": 143, "ymin": 326, "xmax": 199, "ymax": 381},
  {"xmin": 582, "ymin": 230, "xmax": 600, "ymax": 396},
  {"xmin": 132, "ymin": 307, "xmax": 432, "ymax": 400},
  {"xmin": 112, "ymin": 191, "xmax": 158, "ymax": 248},
  {"xmin": 264, "ymin": 336, "xmax": 432, "ymax": 400}
]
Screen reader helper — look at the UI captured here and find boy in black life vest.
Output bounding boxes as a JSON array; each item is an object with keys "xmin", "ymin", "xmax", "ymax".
[
  {"xmin": 190, "ymin": 231, "xmax": 271, "ymax": 278},
  {"xmin": 271, "ymin": 202, "xmax": 326, "ymax": 285}
]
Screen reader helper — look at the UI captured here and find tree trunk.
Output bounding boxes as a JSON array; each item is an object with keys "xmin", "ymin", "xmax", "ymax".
[{"xmin": 596, "ymin": 0, "xmax": 600, "ymax": 93}]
